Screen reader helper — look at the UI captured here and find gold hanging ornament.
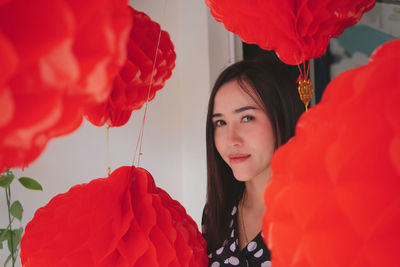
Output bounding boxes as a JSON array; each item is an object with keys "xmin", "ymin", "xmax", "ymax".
[
  {"xmin": 298, "ymin": 78, "xmax": 314, "ymax": 111},
  {"xmin": 297, "ymin": 61, "xmax": 314, "ymax": 111}
]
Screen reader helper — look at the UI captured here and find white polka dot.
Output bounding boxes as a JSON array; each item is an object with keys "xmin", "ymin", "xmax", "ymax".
[
  {"xmin": 229, "ymin": 219, "xmax": 234, "ymax": 228},
  {"xmin": 261, "ymin": 261, "xmax": 271, "ymax": 267},
  {"xmin": 211, "ymin": 262, "xmax": 220, "ymax": 267},
  {"xmin": 216, "ymin": 246, "xmax": 224, "ymax": 255},
  {"xmin": 224, "ymin": 259, "xmax": 229, "ymax": 264},
  {"xmin": 208, "ymin": 253, "xmax": 212, "ymax": 258},
  {"xmin": 247, "ymin": 241, "xmax": 257, "ymax": 252},
  {"xmin": 228, "ymin": 256, "xmax": 240, "ymax": 265},
  {"xmin": 230, "ymin": 241, "xmax": 236, "ymax": 252},
  {"xmin": 231, "ymin": 206, "xmax": 237, "ymax": 215},
  {"xmin": 231, "ymin": 229, "xmax": 235, "ymax": 237},
  {"xmin": 254, "ymin": 248, "xmax": 264, "ymax": 258}
]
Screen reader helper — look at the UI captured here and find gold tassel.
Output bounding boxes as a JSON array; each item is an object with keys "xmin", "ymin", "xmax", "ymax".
[{"xmin": 298, "ymin": 78, "xmax": 314, "ymax": 111}]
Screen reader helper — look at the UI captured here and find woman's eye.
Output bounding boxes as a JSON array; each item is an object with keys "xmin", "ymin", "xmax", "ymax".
[
  {"xmin": 214, "ymin": 120, "xmax": 226, "ymax": 127},
  {"xmin": 242, "ymin": 115, "xmax": 254, "ymax": 122}
]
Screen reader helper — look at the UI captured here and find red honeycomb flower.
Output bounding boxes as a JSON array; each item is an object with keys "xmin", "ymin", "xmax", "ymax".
[
  {"xmin": 0, "ymin": 0, "xmax": 132, "ymax": 172},
  {"xmin": 21, "ymin": 166, "xmax": 208, "ymax": 267},
  {"xmin": 84, "ymin": 6, "xmax": 176, "ymax": 127},
  {"xmin": 205, "ymin": 0, "xmax": 375, "ymax": 65},
  {"xmin": 262, "ymin": 39, "xmax": 400, "ymax": 267}
]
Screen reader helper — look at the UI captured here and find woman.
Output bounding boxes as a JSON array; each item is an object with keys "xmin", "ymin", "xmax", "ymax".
[{"xmin": 202, "ymin": 57, "xmax": 304, "ymax": 266}]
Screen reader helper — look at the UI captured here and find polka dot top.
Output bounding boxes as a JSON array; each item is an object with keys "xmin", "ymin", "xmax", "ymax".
[{"xmin": 206, "ymin": 205, "xmax": 271, "ymax": 267}]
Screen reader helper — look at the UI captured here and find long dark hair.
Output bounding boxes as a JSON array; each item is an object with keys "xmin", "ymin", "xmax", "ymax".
[{"xmin": 203, "ymin": 56, "xmax": 304, "ymax": 253}]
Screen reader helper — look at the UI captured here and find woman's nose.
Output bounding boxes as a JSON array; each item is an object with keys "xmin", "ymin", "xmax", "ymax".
[{"xmin": 227, "ymin": 124, "xmax": 242, "ymax": 146}]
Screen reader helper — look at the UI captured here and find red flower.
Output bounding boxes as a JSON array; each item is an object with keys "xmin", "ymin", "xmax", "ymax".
[
  {"xmin": 262, "ymin": 39, "xmax": 400, "ymax": 267},
  {"xmin": 205, "ymin": 0, "xmax": 375, "ymax": 65},
  {"xmin": 85, "ymin": 6, "xmax": 176, "ymax": 127},
  {"xmin": 0, "ymin": 0, "xmax": 132, "ymax": 172},
  {"xmin": 21, "ymin": 166, "xmax": 208, "ymax": 267}
]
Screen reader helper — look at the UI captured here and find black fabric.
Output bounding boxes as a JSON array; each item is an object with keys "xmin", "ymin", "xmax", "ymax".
[{"xmin": 203, "ymin": 206, "xmax": 271, "ymax": 267}]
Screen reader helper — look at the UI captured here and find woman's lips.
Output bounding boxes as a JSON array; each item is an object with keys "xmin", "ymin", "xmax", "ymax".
[{"xmin": 228, "ymin": 154, "xmax": 250, "ymax": 164}]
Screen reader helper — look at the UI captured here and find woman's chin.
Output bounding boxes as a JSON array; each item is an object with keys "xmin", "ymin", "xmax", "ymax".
[{"xmin": 232, "ymin": 172, "xmax": 252, "ymax": 183}]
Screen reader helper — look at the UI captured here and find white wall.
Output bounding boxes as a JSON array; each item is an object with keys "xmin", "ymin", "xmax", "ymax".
[
  {"xmin": 1, "ymin": 0, "xmax": 234, "ymax": 265},
  {"xmin": 178, "ymin": 0, "xmax": 210, "ymax": 225},
  {"xmin": 207, "ymin": 12, "xmax": 243, "ymax": 87}
]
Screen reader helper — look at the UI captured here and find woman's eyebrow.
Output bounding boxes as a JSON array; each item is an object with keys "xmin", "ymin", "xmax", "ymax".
[
  {"xmin": 211, "ymin": 113, "xmax": 222, "ymax": 119},
  {"xmin": 212, "ymin": 106, "xmax": 257, "ymax": 118},
  {"xmin": 234, "ymin": 106, "xmax": 257, "ymax": 113}
]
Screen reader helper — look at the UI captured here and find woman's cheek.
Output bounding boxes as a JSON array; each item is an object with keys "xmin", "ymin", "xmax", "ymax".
[
  {"xmin": 214, "ymin": 130, "xmax": 224, "ymax": 156},
  {"xmin": 215, "ymin": 131, "xmax": 231, "ymax": 166}
]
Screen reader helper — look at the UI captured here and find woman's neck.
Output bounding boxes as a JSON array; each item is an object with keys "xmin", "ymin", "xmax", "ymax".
[
  {"xmin": 243, "ymin": 167, "xmax": 272, "ymax": 211},
  {"xmin": 238, "ymin": 167, "xmax": 272, "ymax": 250}
]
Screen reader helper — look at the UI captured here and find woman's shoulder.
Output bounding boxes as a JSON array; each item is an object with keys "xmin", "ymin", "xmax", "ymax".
[
  {"xmin": 206, "ymin": 205, "xmax": 239, "ymax": 265},
  {"xmin": 207, "ymin": 205, "xmax": 271, "ymax": 266}
]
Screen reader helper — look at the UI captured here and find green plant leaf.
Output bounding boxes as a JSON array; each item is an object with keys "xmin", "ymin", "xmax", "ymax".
[
  {"xmin": 0, "ymin": 229, "xmax": 10, "ymax": 242},
  {"xmin": 0, "ymin": 171, "xmax": 14, "ymax": 188},
  {"xmin": 0, "ymin": 241, "xmax": 3, "ymax": 249},
  {"xmin": 13, "ymin": 228, "xmax": 23, "ymax": 247},
  {"xmin": 7, "ymin": 237, "xmax": 12, "ymax": 254},
  {"xmin": 4, "ymin": 253, "xmax": 12, "ymax": 267},
  {"xmin": 7, "ymin": 228, "xmax": 23, "ymax": 254},
  {"xmin": 10, "ymin": 201, "xmax": 23, "ymax": 220},
  {"xmin": 18, "ymin": 177, "xmax": 43, "ymax": 191}
]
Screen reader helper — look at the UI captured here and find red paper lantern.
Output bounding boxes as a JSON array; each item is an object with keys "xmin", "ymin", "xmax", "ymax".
[
  {"xmin": 85, "ymin": 6, "xmax": 176, "ymax": 127},
  {"xmin": 262, "ymin": 39, "xmax": 400, "ymax": 267},
  {"xmin": 0, "ymin": 0, "xmax": 132, "ymax": 172},
  {"xmin": 205, "ymin": 0, "xmax": 375, "ymax": 65},
  {"xmin": 20, "ymin": 166, "xmax": 208, "ymax": 267}
]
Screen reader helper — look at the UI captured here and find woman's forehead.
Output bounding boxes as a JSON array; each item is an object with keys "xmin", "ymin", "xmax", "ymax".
[{"xmin": 213, "ymin": 80, "xmax": 262, "ymax": 113}]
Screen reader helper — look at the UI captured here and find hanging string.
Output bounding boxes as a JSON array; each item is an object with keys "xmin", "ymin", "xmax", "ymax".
[
  {"xmin": 297, "ymin": 63, "xmax": 304, "ymax": 81},
  {"xmin": 296, "ymin": 61, "xmax": 311, "ymax": 80},
  {"xmin": 106, "ymin": 126, "xmax": 111, "ymax": 176},
  {"xmin": 132, "ymin": 0, "xmax": 168, "ymax": 167}
]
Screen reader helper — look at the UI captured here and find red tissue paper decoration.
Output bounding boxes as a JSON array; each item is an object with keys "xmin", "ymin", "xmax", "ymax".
[
  {"xmin": 20, "ymin": 166, "xmax": 208, "ymax": 267},
  {"xmin": 205, "ymin": 0, "xmax": 375, "ymax": 65},
  {"xmin": 0, "ymin": 0, "xmax": 132, "ymax": 172},
  {"xmin": 262, "ymin": 39, "xmax": 400, "ymax": 267},
  {"xmin": 84, "ymin": 6, "xmax": 176, "ymax": 127}
]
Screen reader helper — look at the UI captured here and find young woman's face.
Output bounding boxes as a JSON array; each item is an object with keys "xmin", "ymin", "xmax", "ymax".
[{"xmin": 212, "ymin": 79, "xmax": 275, "ymax": 183}]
